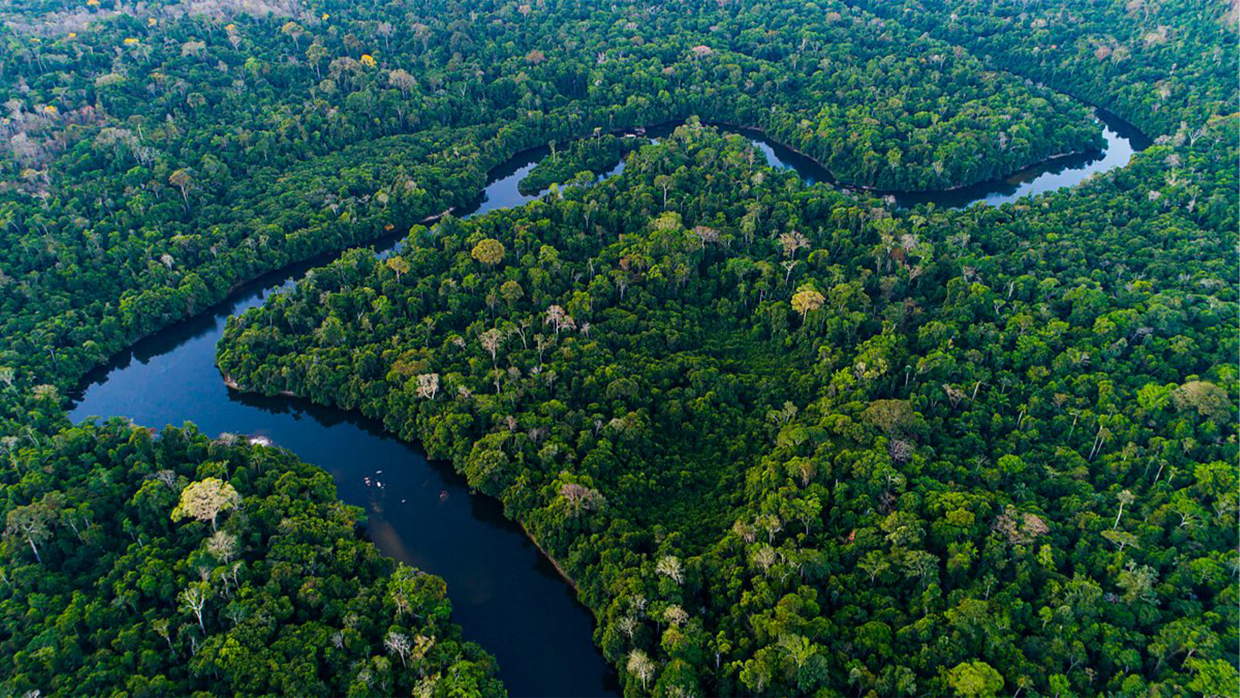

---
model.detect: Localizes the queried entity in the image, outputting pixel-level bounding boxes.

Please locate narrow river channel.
[69,111,1147,697]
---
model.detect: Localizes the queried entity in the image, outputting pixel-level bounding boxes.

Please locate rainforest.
[0,1,1235,696]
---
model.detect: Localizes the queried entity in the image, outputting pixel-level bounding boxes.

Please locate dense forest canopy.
[0,0,1235,696]
[0,0,1106,411]
[0,421,503,696]
[220,118,1237,696]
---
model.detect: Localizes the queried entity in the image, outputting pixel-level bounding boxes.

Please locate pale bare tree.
[169,168,193,208]
[480,328,504,366]
[180,584,210,632]
[627,649,656,690]
[691,225,719,250]
[561,482,604,517]
[1114,490,1135,529]
[5,502,53,563]
[385,630,412,667]
[416,373,439,400]
[752,544,777,573]
[389,68,415,97]
[779,230,809,259]
[206,530,238,564]
[377,21,394,50]
[781,259,799,284]
[757,513,783,543]
[663,605,688,628]
[655,555,683,584]
[544,305,573,337]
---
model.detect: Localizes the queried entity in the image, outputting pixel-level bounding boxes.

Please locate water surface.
[70,152,619,698]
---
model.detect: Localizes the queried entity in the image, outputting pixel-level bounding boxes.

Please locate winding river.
[69,111,1148,697]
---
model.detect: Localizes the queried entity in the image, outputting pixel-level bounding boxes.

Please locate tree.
[180,583,210,632]
[946,661,1004,697]
[787,457,816,487]
[207,530,238,564]
[655,555,684,584]
[691,225,719,249]
[654,175,672,207]
[385,631,412,667]
[663,605,688,627]
[471,239,506,267]
[5,501,54,563]
[862,399,920,438]
[386,255,411,283]
[1184,658,1240,696]
[305,42,327,78]
[544,305,573,337]
[778,634,826,692]
[791,285,825,322]
[171,478,241,532]
[280,21,304,49]
[627,649,656,690]
[416,373,439,400]
[152,618,175,653]
[779,231,810,260]
[389,69,416,98]
[1172,380,1229,420]
[500,280,524,307]
[479,328,503,365]
[1113,489,1135,529]
[169,169,193,208]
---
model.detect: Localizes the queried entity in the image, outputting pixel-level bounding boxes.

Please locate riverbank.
[705,119,1114,196]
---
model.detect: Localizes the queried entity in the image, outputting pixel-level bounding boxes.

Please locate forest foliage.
[0,0,1104,416]
[0,421,503,696]
[0,0,1235,695]
[220,117,1237,695]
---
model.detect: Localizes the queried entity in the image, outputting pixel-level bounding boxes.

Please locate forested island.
[518,135,647,196]
[0,0,1235,696]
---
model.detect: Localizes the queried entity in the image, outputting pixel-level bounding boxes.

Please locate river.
[730,109,1151,208]
[69,112,1148,696]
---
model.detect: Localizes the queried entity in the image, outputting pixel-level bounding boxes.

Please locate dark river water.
[69,111,1147,696]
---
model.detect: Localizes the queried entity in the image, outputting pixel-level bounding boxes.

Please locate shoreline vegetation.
[698,119,1110,195]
